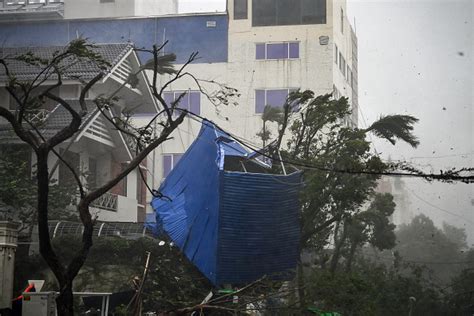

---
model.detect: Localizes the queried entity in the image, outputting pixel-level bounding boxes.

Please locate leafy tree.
[256,90,419,307]
[395,214,466,284]
[0,144,77,251]
[0,39,212,315]
[343,193,397,272]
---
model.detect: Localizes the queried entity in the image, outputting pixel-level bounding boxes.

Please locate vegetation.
[0,39,197,315]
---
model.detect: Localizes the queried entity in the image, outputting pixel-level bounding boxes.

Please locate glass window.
[234,0,247,19]
[276,0,300,26]
[256,42,299,60]
[163,153,183,178]
[252,0,276,26]
[255,89,298,113]
[252,0,326,26]
[334,44,338,65]
[289,42,300,58]
[341,8,344,33]
[267,43,288,59]
[301,0,326,24]
[256,43,266,59]
[163,91,201,115]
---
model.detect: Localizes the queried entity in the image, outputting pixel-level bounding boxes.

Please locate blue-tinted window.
[256,42,299,60]
[267,43,289,59]
[255,89,298,113]
[256,43,266,59]
[162,91,201,115]
[289,42,299,58]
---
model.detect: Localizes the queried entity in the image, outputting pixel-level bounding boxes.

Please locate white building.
[0,0,178,21]
[144,0,358,212]
[0,43,158,222]
[0,0,359,219]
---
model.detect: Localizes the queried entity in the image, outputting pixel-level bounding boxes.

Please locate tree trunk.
[330,220,348,276]
[56,282,74,316]
[296,260,306,309]
[345,240,358,273]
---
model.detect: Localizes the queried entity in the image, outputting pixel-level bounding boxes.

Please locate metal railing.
[90,192,118,212]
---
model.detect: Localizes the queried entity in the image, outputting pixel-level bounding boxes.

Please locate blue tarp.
[150,121,302,285]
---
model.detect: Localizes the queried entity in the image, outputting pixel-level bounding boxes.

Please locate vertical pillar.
[0,221,21,311]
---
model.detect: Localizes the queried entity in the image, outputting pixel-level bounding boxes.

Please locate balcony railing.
[91,192,118,212]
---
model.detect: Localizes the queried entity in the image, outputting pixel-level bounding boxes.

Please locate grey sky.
[178,0,473,242]
[347,0,473,242]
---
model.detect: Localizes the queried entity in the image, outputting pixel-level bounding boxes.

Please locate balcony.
[91,192,118,212]
[0,0,64,21]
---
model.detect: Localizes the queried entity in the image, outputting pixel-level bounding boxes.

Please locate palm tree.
[258,104,282,147]
[364,114,419,148]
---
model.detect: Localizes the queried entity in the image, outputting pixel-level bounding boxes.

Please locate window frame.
[252,0,327,27]
[255,88,299,114]
[256,41,300,60]
[162,153,183,178]
[234,0,248,20]
[162,90,201,116]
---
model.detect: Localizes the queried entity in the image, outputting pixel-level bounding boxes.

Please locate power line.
[409,153,474,159]
[405,186,474,226]
[179,111,473,183]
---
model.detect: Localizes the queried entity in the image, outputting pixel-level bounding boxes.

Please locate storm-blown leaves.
[365,114,419,148]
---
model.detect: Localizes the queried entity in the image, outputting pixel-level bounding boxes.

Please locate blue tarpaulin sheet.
[149,121,302,285]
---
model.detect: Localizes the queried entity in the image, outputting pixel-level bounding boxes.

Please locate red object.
[13,283,36,302]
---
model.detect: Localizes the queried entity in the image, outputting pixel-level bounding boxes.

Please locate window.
[163,91,201,116]
[234,0,247,19]
[252,0,326,26]
[255,89,298,113]
[339,53,346,76]
[137,166,146,205]
[334,44,338,65]
[58,150,80,188]
[340,8,344,33]
[256,42,299,60]
[88,158,97,190]
[163,154,183,178]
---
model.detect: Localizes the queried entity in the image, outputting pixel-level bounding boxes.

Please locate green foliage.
[306,262,449,315]
[365,114,419,147]
[0,144,77,231]
[395,214,466,284]
[58,236,211,310]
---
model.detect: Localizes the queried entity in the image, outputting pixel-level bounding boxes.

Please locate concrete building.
[0,44,157,222]
[377,176,413,227]
[0,0,358,218]
[0,0,178,21]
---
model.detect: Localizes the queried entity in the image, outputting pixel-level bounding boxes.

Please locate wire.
[404,187,474,226]
[409,153,474,159]
[361,252,474,265]
[177,110,474,183]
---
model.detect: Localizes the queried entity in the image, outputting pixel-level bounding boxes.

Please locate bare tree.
[0,39,222,315]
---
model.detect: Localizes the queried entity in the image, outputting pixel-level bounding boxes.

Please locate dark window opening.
[88,158,97,191]
[234,0,248,19]
[58,150,80,188]
[252,0,326,27]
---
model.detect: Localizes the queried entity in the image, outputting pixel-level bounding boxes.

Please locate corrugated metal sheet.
[150,122,302,285]
[217,171,301,284]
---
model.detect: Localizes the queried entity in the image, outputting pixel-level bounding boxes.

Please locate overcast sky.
[178,0,473,242]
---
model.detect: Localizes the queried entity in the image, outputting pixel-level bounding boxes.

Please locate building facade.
[0,0,358,219]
